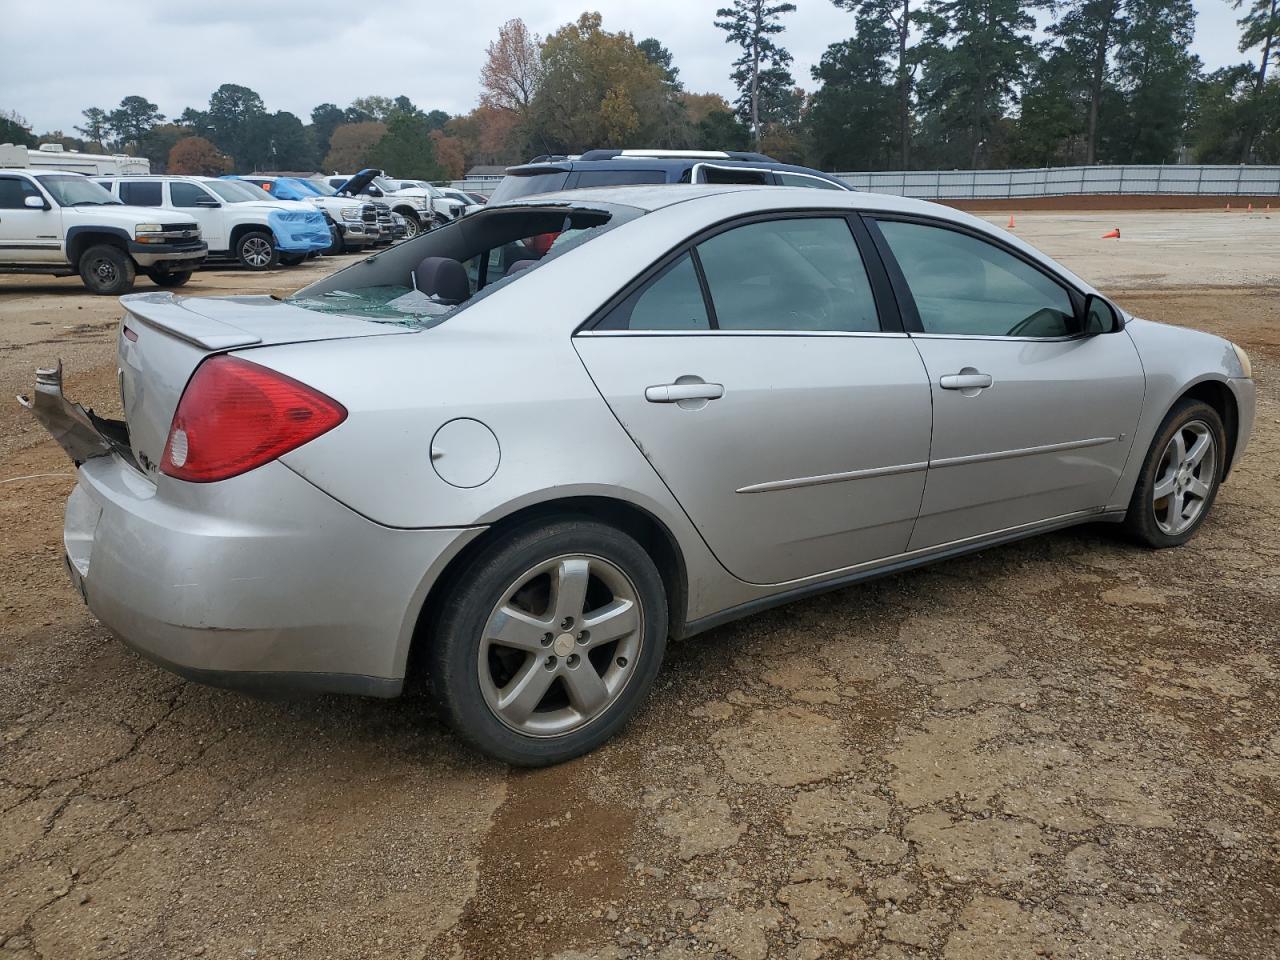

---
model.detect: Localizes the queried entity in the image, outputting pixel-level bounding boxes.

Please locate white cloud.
[0,0,1252,135]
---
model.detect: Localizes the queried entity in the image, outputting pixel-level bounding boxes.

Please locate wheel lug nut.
[543,655,557,670]
[561,616,574,630]
[577,630,590,644]
[541,633,553,647]
[616,656,627,668]
[566,654,580,668]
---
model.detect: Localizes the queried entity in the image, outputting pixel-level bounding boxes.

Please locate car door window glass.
[878,220,1076,337]
[600,253,710,331]
[118,181,163,206]
[0,178,42,209]
[571,170,666,188]
[777,172,845,190]
[170,182,211,207]
[696,218,880,332]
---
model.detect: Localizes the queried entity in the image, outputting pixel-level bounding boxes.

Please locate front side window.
[600,254,710,331]
[877,220,1077,338]
[35,175,120,207]
[696,217,881,332]
[170,181,213,207]
[0,177,44,209]
[118,181,163,207]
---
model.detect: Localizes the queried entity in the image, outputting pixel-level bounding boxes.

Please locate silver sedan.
[24,186,1256,765]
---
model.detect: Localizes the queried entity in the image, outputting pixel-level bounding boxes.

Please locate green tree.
[638,38,682,89]
[75,107,111,149]
[832,0,928,166]
[322,121,386,172]
[695,108,752,149]
[310,103,345,158]
[246,111,316,171]
[205,83,266,163]
[529,13,677,152]
[423,109,451,131]
[715,0,798,147]
[369,111,446,180]
[1007,51,1086,165]
[1189,63,1256,160]
[916,0,1041,167]
[808,18,900,169]
[107,95,163,148]
[1233,0,1280,159]
[1,110,37,147]
[1047,0,1125,165]
[1099,0,1198,163]
[350,95,396,121]
[138,123,192,173]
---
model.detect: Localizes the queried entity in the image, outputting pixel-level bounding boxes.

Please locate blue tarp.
[268,209,331,252]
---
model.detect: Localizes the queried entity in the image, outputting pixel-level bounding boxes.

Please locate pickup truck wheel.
[146,268,191,288]
[400,214,421,240]
[432,212,450,229]
[236,231,279,270]
[79,244,135,295]
[325,226,345,256]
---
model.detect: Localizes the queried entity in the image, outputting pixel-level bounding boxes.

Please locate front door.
[167,180,226,251]
[0,176,62,263]
[869,216,1146,549]
[576,214,933,586]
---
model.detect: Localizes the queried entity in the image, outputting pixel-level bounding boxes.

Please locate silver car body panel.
[27,185,1257,694]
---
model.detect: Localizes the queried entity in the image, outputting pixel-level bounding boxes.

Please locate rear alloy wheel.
[78,244,135,295]
[236,230,279,270]
[400,213,421,240]
[1123,398,1225,547]
[429,519,667,765]
[146,268,191,288]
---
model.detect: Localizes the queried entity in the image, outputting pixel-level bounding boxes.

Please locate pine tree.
[714,0,797,148]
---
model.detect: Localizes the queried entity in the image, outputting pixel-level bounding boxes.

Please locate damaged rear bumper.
[21,362,484,698]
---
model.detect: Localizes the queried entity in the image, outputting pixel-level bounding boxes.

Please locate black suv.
[488,150,851,204]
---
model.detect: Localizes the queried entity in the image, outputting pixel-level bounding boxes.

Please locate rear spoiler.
[120,292,262,350]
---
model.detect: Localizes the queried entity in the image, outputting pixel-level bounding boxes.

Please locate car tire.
[432,212,450,229]
[1122,398,1226,548]
[146,268,191,288]
[428,518,668,766]
[235,230,279,270]
[78,244,135,296]
[400,213,421,240]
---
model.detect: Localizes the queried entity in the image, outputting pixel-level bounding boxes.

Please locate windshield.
[206,180,259,203]
[287,204,638,329]
[299,179,335,196]
[372,176,397,193]
[489,170,571,204]
[229,180,273,201]
[37,175,121,207]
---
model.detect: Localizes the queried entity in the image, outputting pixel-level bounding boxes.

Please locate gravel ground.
[0,212,1277,960]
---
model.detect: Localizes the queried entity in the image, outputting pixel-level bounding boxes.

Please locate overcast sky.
[2,0,1252,136]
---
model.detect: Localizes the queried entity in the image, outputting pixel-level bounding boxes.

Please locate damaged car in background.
[21,185,1255,766]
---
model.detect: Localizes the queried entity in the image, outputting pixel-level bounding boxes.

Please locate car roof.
[506,154,847,183]
[506,183,944,217]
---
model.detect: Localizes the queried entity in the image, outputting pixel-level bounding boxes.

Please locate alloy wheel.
[241,237,272,268]
[478,554,643,738]
[1152,419,1216,535]
[402,216,420,239]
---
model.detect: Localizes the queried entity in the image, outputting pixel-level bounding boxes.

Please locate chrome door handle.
[939,372,993,390]
[644,382,725,403]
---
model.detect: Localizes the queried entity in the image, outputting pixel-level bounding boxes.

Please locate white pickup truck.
[320,171,459,235]
[0,168,206,294]
[94,175,332,270]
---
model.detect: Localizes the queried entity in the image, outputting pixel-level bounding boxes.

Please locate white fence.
[833,165,1280,199]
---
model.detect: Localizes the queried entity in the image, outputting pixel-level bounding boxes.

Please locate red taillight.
[161,356,346,483]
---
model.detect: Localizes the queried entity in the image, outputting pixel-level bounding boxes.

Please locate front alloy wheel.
[429,519,667,766]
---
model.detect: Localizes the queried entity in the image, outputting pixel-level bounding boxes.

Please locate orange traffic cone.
[1226,202,1232,212]
[1101,227,1120,239]
[1007,214,1016,229]
[1248,202,1254,213]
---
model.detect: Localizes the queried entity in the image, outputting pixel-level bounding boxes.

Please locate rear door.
[867,215,1145,549]
[0,175,62,263]
[575,213,933,586]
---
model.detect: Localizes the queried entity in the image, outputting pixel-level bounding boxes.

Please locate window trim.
[863,213,1089,341]
[579,209,904,337]
[774,171,851,191]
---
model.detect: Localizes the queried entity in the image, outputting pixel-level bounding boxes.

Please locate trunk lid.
[117,291,409,478]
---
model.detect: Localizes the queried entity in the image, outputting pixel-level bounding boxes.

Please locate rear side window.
[170,181,211,207]
[696,218,881,332]
[488,171,571,204]
[0,177,43,209]
[600,254,710,331]
[570,170,666,189]
[876,220,1076,337]
[118,181,163,206]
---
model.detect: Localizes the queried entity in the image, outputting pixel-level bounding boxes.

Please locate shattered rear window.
[286,285,451,327]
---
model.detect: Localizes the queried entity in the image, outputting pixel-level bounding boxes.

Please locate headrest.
[414,256,470,305]
[505,259,538,277]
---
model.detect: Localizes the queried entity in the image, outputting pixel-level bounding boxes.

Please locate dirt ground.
[0,213,1278,960]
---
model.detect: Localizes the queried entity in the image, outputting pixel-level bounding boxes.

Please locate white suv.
[0,169,206,295]
[94,175,332,270]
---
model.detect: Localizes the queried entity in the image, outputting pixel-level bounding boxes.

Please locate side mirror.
[24,195,47,209]
[1083,293,1123,334]
[195,197,221,207]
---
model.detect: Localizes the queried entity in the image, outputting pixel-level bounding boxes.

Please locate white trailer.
[0,143,149,176]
